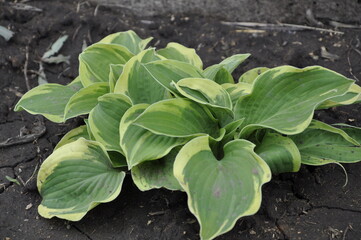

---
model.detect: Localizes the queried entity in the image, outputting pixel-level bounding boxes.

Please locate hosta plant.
[15,30,361,240]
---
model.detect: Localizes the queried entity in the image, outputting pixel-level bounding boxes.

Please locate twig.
[57,67,70,79]
[76,1,91,13]
[23,46,31,91]
[8,88,23,97]
[9,3,43,12]
[0,120,46,148]
[348,39,361,82]
[90,2,132,9]
[87,29,93,43]
[76,2,81,13]
[72,24,82,41]
[351,44,361,57]
[27,69,40,74]
[24,163,39,186]
[347,50,359,82]
[221,21,344,35]
[17,175,26,186]
[148,210,166,216]
[342,225,350,240]
[94,4,100,16]
[330,21,361,29]
[235,29,266,34]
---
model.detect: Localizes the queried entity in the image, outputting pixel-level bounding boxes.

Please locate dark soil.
[1,1,361,240]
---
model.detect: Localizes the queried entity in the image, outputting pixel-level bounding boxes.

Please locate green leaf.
[180,78,237,128]
[131,149,182,191]
[317,83,361,109]
[255,131,301,174]
[222,119,244,143]
[14,78,83,123]
[107,151,128,168]
[213,67,234,84]
[174,136,271,240]
[113,49,169,104]
[222,82,252,106]
[341,126,361,144]
[37,138,125,221]
[234,66,354,138]
[88,93,132,152]
[64,82,109,120]
[119,104,188,168]
[157,42,203,69]
[84,119,95,140]
[309,120,360,145]
[133,98,222,139]
[108,64,124,93]
[238,67,269,84]
[99,30,153,54]
[79,43,134,87]
[209,107,235,128]
[290,121,361,165]
[218,54,251,73]
[174,78,232,110]
[5,176,20,185]
[54,125,90,150]
[203,54,250,81]
[142,59,204,94]
[54,124,127,167]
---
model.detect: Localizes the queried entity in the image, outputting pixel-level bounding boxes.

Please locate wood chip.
[321,46,339,61]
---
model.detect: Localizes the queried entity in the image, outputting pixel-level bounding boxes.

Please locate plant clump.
[15,30,361,240]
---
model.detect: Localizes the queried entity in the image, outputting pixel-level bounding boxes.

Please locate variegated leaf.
[235,66,353,137]
[37,138,125,221]
[174,136,271,240]
[14,78,83,122]
[157,42,203,69]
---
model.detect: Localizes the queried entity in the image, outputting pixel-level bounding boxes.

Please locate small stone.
[25,203,33,210]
